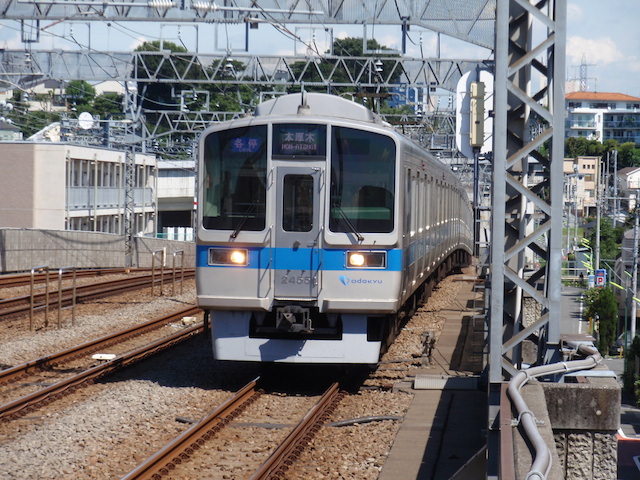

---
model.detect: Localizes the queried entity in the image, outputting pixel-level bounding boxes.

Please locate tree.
[288,37,401,98]
[2,92,60,138]
[133,41,195,111]
[66,80,96,112]
[564,136,605,158]
[618,142,640,168]
[588,216,624,262]
[564,137,640,169]
[584,287,618,353]
[92,93,124,118]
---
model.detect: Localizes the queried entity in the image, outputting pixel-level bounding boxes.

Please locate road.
[561,285,640,479]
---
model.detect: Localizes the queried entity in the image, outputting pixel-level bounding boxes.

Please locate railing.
[67,186,154,210]
[151,249,165,296]
[603,121,640,128]
[565,121,596,128]
[30,265,50,331]
[58,266,77,328]
[172,250,185,296]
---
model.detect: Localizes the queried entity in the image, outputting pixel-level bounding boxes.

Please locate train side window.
[282,175,314,232]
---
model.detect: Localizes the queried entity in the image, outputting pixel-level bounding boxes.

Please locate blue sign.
[230,137,262,153]
[595,269,606,287]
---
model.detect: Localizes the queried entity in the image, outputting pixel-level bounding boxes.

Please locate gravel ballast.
[0,271,472,479]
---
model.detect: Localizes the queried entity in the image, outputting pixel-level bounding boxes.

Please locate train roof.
[254,93,385,125]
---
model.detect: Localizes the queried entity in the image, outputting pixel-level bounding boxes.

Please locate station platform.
[379,272,487,480]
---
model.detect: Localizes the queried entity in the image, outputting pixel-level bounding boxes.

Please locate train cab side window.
[201,125,268,231]
[330,127,396,234]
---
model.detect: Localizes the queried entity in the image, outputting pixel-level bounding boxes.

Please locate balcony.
[68,187,154,210]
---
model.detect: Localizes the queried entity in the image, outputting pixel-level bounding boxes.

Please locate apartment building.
[565,91,640,144]
[0,142,156,235]
[563,156,601,218]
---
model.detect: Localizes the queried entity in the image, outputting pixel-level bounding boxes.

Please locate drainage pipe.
[507,342,601,479]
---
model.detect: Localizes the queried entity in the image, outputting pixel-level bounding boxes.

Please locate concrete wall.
[544,379,619,479]
[512,374,620,480]
[0,228,194,273]
[1,143,68,229]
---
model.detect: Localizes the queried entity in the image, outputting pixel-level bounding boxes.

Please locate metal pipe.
[507,343,601,479]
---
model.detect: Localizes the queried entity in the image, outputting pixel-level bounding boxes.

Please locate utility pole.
[595,160,601,271]
[613,150,619,226]
[632,198,639,339]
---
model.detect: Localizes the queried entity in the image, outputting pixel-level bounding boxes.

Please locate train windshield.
[201,125,267,231]
[330,126,396,234]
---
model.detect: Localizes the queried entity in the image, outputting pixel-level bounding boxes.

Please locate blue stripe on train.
[196,245,402,271]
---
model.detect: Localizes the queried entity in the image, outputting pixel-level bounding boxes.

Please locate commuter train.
[196,93,473,364]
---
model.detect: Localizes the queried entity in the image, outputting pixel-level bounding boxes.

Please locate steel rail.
[250,382,344,480]
[0,306,201,386]
[0,270,195,319]
[0,320,205,421]
[0,268,154,288]
[120,379,262,480]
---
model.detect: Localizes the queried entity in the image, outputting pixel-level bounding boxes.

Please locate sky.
[0,1,639,97]
[565,0,640,97]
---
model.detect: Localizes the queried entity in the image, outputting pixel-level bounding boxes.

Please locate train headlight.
[346,251,387,269]
[208,248,248,266]
[230,250,247,265]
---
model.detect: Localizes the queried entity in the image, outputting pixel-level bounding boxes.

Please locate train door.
[274,164,324,298]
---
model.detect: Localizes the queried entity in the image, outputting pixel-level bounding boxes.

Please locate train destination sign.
[230,137,262,153]
[273,124,327,157]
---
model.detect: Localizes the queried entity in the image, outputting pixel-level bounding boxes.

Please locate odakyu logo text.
[338,275,382,286]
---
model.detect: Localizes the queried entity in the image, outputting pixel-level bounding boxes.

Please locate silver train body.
[196,93,473,364]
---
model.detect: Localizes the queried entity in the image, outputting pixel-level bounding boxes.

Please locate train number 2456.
[281,275,315,285]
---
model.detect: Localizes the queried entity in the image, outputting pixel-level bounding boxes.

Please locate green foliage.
[92,93,125,118]
[133,40,188,56]
[587,216,624,261]
[564,137,606,158]
[618,142,640,167]
[2,95,60,138]
[584,287,618,353]
[565,137,640,169]
[625,336,640,398]
[66,80,96,110]
[289,36,400,97]
[134,41,195,111]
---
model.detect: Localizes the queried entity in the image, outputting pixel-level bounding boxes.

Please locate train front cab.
[197,119,403,364]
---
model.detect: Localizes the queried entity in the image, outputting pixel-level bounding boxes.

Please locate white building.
[0,142,156,235]
[565,91,640,144]
[563,156,601,218]
[23,80,127,113]
[615,166,640,211]
[156,159,195,241]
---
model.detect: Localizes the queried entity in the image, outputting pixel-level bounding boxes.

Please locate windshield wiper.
[332,204,364,242]
[230,202,258,239]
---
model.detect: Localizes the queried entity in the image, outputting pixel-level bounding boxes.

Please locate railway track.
[121,380,345,480]
[0,307,204,422]
[0,268,152,289]
[0,270,195,322]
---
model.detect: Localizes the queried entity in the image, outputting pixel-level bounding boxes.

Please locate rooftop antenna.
[298,87,310,115]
